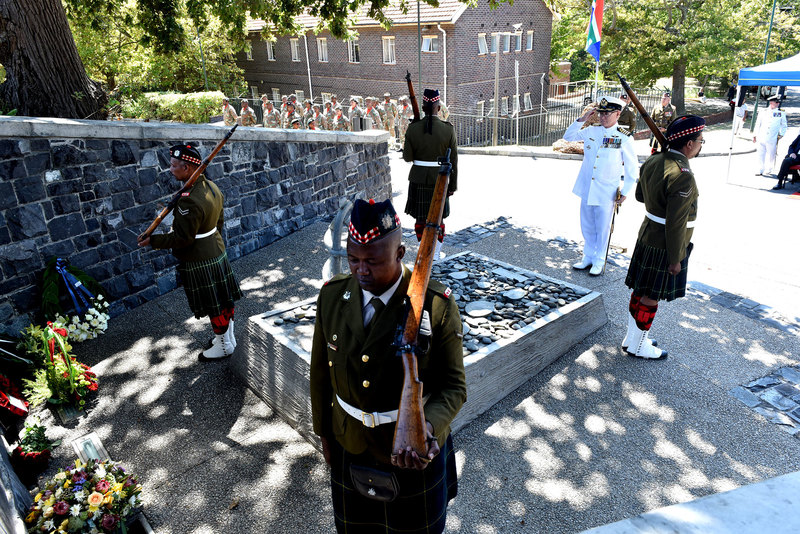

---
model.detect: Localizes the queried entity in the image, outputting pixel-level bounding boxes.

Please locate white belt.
[196,227,217,239]
[336,394,430,428]
[646,211,696,228]
[413,160,439,167]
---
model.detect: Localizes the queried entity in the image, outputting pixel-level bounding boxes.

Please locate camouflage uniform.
[263,106,281,128]
[439,102,450,122]
[649,102,676,151]
[313,110,328,130]
[222,103,238,127]
[364,104,383,130]
[331,110,351,131]
[381,98,398,138]
[239,105,257,127]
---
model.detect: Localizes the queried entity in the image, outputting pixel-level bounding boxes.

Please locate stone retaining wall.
[0,117,390,335]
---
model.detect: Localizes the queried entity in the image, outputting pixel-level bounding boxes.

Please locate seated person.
[773,133,800,190]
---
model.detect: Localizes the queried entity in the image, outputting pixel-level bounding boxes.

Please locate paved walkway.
[30,89,800,534]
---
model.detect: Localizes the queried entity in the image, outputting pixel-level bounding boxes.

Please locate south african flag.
[586,0,603,62]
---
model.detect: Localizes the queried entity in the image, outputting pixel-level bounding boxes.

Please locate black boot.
[772,181,784,190]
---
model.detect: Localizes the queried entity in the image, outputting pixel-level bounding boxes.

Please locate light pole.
[512,23,521,145]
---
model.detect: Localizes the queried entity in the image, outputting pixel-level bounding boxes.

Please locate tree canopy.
[549,0,800,113]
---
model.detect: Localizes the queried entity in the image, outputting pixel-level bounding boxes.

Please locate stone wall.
[0,117,391,335]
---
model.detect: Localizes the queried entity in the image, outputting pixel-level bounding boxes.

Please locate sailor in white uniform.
[753,95,788,176]
[564,96,639,276]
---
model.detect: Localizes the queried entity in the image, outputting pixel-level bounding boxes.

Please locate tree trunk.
[0,0,107,118]
[671,57,687,115]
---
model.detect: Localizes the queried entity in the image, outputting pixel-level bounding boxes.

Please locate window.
[272,88,281,104]
[526,31,534,51]
[317,38,328,62]
[477,100,485,117]
[515,33,522,52]
[501,96,509,115]
[512,94,519,115]
[245,43,253,61]
[321,92,331,103]
[502,34,511,53]
[296,90,305,101]
[290,38,301,61]
[490,33,498,54]
[348,38,360,63]
[266,41,275,61]
[421,36,439,53]
[478,34,487,55]
[382,36,396,64]
[251,86,259,100]
[524,92,532,111]
[487,98,495,117]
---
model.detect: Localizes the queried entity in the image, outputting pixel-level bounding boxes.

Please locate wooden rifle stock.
[617,74,669,151]
[392,148,452,460]
[138,124,238,241]
[406,71,421,122]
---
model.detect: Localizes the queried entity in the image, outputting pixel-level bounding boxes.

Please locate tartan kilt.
[176,252,242,319]
[405,183,450,220]
[329,434,458,534]
[625,242,693,302]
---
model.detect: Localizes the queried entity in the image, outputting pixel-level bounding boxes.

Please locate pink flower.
[95,480,110,493]
[72,470,87,483]
[100,513,118,531]
[53,501,69,515]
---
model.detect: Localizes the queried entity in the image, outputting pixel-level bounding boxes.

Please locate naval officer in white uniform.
[564,96,639,276]
[753,94,787,176]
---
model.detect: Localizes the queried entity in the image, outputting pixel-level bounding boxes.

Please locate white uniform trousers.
[757,140,778,174]
[580,198,615,265]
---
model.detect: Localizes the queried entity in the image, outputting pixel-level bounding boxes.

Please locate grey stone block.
[7,204,47,240]
[730,386,762,408]
[778,367,800,385]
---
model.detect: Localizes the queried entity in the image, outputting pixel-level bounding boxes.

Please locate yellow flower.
[103,494,114,506]
[44,496,55,506]
[25,511,37,523]
[60,518,69,529]
[112,483,124,493]
[88,505,99,514]
[34,493,42,502]
[87,492,104,507]
[74,459,84,469]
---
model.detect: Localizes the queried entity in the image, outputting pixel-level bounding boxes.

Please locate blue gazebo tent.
[738,52,800,86]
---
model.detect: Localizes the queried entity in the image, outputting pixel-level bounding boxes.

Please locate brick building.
[237,0,553,116]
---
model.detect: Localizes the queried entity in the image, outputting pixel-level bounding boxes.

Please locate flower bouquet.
[19,324,99,411]
[54,296,111,343]
[11,418,60,481]
[25,459,143,534]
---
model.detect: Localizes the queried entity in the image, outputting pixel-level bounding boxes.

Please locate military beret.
[422,89,440,103]
[666,115,705,141]
[291,117,301,125]
[596,96,624,112]
[169,144,202,166]
[348,198,401,245]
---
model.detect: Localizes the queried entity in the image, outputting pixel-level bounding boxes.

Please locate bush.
[121,91,224,123]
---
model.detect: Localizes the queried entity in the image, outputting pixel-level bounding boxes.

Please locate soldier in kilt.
[623,115,705,359]
[138,144,242,361]
[402,88,458,261]
[310,198,466,534]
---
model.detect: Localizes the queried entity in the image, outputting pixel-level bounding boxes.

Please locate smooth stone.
[465,300,494,317]
[476,281,492,289]
[450,271,469,280]
[273,318,284,325]
[481,337,493,344]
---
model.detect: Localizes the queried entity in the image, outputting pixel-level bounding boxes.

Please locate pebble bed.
[268,252,591,356]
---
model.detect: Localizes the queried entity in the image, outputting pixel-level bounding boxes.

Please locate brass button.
[332,334,338,341]
[331,402,334,407]
[328,361,333,367]
[362,380,370,388]
[362,354,369,363]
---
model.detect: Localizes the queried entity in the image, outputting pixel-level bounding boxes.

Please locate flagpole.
[593,60,599,102]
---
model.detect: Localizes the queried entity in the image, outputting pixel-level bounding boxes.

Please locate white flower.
[95,465,106,478]
[55,488,63,499]
[82,322,89,329]
[44,519,55,530]
[72,316,80,324]
[78,333,88,342]
[70,504,82,517]
[97,295,104,301]
[129,495,137,506]
[90,319,99,327]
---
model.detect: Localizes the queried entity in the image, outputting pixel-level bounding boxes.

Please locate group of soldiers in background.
[221,91,450,149]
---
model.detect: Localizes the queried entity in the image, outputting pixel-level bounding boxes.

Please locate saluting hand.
[391,422,439,470]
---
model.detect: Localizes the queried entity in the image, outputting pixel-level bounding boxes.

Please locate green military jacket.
[403,116,458,193]
[618,106,637,135]
[635,150,698,264]
[149,175,226,263]
[310,267,467,464]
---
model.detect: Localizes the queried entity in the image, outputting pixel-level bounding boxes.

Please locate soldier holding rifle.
[623,115,705,360]
[310,198,465,534]
[137,144,242,361]
[403,88,458,260]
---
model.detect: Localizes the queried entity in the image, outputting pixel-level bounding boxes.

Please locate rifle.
[138,124,238,241]
[392,148,452,461]
[617,74,669,151]
[405,71,421,122]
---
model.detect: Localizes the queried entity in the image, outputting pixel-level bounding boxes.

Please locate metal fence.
[451,80,669,148]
